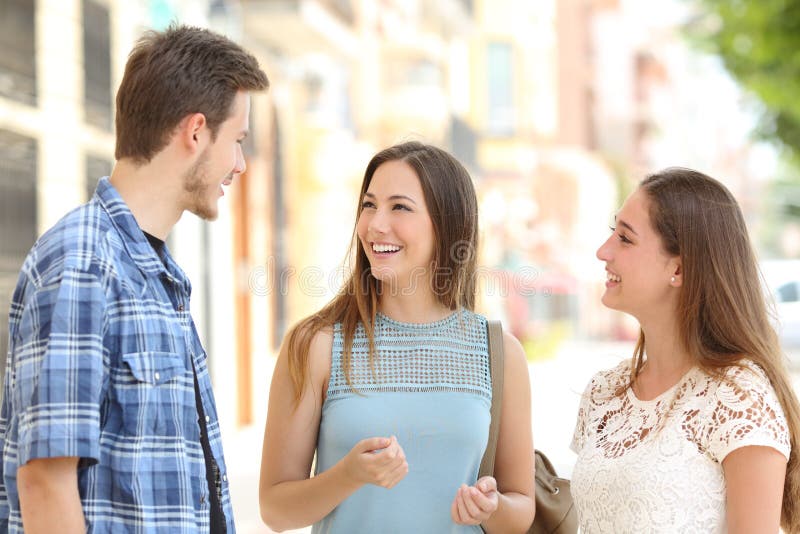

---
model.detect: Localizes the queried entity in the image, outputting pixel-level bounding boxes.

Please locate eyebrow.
[363,192,417,205]
[614,215,638,236]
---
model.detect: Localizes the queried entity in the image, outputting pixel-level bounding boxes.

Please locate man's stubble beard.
[182,148,217,221]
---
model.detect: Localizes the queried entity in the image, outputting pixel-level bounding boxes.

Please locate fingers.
[468,486,495,512]
[382,455,409,488]
[356,436,391,453]
[462,486,484,518]
[456,486,474,523]
[355,435,408,489]
[475,476,497,494]
[451,480,499,525]
[451,486,472,524]
[371,436,407,487]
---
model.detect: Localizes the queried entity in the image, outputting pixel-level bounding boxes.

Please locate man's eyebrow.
[614,215,638,236]
[363,192,417,205]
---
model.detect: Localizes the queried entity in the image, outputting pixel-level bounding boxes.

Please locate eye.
[609,225,632,244]
[361,200,376,209]
[392,203,412,211]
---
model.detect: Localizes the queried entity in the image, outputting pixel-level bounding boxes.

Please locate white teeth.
[607,272,621,283]
[372,243,401,253]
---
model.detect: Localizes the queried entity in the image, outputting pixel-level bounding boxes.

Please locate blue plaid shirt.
[0,177,235,532]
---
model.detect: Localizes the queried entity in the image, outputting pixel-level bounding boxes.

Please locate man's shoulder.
[23,200,120,284]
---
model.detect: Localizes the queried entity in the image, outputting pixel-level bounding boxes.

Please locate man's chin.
[188,204,219,221]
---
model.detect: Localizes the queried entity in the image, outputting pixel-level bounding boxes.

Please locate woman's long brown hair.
[630,168,800,531]
[284,141,479,405]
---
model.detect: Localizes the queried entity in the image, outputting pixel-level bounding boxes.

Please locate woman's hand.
[450,476,499,525]
[342,435,409,489]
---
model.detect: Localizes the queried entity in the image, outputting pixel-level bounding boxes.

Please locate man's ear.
[177,113,208,154]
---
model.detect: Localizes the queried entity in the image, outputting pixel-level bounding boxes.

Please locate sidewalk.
[528,339,633,476]
[224,425,288,534]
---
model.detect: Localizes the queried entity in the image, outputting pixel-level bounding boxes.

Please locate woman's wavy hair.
[284,141,479,404]
[629,167,800,530]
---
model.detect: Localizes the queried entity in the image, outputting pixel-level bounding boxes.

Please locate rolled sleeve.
[13,268,106,467]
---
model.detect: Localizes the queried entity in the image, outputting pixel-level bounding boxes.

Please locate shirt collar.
[93,177,189,287]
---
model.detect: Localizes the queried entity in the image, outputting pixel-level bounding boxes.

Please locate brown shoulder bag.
[478,320,578,534]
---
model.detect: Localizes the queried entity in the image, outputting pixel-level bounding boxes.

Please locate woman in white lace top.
[571,168,800,533]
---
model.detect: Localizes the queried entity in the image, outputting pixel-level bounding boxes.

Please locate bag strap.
[478,320,504,479]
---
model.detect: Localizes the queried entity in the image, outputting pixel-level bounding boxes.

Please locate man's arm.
[18,457,85,533]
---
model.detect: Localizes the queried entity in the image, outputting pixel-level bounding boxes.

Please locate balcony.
[241,0,358,57]
[419,0,474,36]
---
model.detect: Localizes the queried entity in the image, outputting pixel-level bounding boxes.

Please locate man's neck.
[109,158,184,240]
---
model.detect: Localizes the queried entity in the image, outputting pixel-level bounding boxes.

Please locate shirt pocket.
[115,351,190,436]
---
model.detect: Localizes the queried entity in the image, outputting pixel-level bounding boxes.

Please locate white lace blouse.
[571,359,791,533]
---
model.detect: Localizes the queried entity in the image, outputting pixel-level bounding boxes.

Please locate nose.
[596,234,613,262]
[367,208,389,235]
[234,144,246,175]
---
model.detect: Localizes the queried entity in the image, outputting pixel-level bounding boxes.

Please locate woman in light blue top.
[258,142,535,533]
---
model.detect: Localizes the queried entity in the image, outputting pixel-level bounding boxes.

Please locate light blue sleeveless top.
[313,309,491,534]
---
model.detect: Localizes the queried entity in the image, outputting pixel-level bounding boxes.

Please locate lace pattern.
[570,359,791,533]
[326,310,491,401]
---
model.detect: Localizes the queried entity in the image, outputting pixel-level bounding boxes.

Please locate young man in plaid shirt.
[0,25,268,533]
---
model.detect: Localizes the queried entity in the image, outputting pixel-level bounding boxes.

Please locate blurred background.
[1,0,799,531]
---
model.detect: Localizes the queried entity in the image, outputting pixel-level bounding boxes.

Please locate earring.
[670,276,676,283]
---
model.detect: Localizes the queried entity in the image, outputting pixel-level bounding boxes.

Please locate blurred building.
[0,0,281,433]
[0,0,620,410]
[465,0,617,344]
[0,0,775,427]
[590,0,774,220]
[584,0,778,337]
[3,2,782,532]
[0,0,119,378]
[0,0,482,424]
[236,0,478,432]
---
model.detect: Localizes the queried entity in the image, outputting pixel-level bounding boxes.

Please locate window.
[777,282,799,304]
[83,0,112,130]
[86,154,113,201]
[0,0,37,106]
[0,129,38,268]
[450,115,476,170]
[487,42,514,136]
[0,129,38,380]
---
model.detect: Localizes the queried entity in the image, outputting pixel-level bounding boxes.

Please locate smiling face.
[356,159,436,294]
[182,90,250,220]
[596,187,681,322]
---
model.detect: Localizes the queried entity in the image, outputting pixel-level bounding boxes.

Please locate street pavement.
[225,341,800,534]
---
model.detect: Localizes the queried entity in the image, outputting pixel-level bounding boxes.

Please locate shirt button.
[177,304,184,311]
[154,372,161,381]
[222,474,227,483]
[205,415,210,423]
[200,495,206,505]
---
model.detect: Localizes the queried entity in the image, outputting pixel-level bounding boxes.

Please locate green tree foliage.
[690,0,800,250]
[691,0,800,154]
